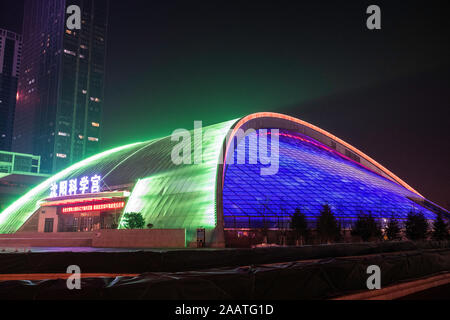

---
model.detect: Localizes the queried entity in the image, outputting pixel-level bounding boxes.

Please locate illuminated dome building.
[0,113,446,247]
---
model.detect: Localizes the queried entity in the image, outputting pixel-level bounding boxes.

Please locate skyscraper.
[0,29,22,151]
[13,0,109,174]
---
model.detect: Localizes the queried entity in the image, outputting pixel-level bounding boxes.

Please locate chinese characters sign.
[61,201,125,214]
[50,175,102,197]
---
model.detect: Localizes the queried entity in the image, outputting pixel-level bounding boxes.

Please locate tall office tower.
[13,0,109,174]
[0,29,22,151]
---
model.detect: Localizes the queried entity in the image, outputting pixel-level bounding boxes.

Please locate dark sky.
[1,0,449,208]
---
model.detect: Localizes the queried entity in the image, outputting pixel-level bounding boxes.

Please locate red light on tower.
[16,92,19,101]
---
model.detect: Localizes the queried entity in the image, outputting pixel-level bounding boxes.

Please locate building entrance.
[58,211,121,232]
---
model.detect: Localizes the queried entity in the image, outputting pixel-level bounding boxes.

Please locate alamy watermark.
[366,265,381,290]
[366,5,381,30]
[66,265,81,290]
[170,121,280,176]
[66,5,81,30]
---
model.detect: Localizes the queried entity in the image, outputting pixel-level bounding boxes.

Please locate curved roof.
[222,128,436,226]
[0,112,427,235]
[223,112,422,196]
[0,120,236,233]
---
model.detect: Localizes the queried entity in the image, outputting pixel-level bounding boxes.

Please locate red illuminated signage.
[61,201,125,214]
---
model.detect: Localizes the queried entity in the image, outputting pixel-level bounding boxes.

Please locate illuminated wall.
[0,119,236,246]
[0,142,145,233]
[222,129,436,229]
[0,112,443,247]
[119,120,236,244]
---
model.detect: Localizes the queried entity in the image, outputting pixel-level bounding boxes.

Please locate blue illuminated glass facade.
[222,129,436,229]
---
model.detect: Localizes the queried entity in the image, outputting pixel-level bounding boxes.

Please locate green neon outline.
[0,119,238,238]
[115,120,238,238]
[0,142,144,232]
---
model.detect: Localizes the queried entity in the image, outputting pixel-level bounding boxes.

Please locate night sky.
[1,0,449,208]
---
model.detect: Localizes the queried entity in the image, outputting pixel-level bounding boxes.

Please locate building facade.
[0,29,22,151]
[0,113,448,248]
[0,150,41,174]
[0,150,48,212]
[13,0,109,174]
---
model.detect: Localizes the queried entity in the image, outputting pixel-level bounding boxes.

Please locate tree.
[316,204,341,244]
[432,212,449,241]
[385,215,401,241]
[122,212,145,229]
[405,211,429,241]
[351,212,382,242]
[257,197,271,243]
[291,208,309,245]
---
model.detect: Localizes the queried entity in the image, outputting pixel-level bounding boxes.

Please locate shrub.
[405,211,428,241]
[291,208,309,245]
[122,212,145,229]
[110,223,118,230]
[432,212,449,241]
[316,204,341,243]
[385,215,401,241]
[351,213,382,242]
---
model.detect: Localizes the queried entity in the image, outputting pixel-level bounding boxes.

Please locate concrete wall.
[91,229,186,248]
[0,229,186,248]
[0,232,93,247]
[185,227,225,248]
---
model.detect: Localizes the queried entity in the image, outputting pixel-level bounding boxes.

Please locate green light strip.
[118,120,236,242]
[0,119,237,238]
[0,142,144,233]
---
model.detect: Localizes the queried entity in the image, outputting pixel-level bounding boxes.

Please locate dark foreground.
[0,241,449,300]
[398,283,450,300]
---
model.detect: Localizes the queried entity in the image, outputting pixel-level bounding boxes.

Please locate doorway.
[44,218,54,233]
